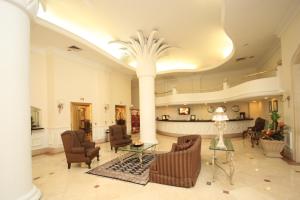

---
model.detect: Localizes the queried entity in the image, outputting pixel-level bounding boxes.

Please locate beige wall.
[30,47,132,132]
[30,49,48,128]
[280,8,300,160]
[155,67,256,95]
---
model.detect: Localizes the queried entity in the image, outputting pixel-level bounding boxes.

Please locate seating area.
[3,1,300,200]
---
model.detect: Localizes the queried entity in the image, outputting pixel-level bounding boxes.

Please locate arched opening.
[291,45,300,162]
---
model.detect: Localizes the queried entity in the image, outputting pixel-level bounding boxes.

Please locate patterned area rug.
[87,153,155,185]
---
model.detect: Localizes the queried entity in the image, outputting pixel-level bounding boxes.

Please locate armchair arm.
[71,147,85,154]
[83,141,95,149]
[177,135,198,145]
[123,134,131,139]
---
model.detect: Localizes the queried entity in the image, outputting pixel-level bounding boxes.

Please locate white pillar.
[138,76,157,143]
[117,30,170,144]
[136,59,157,144]
[0,1,41,200]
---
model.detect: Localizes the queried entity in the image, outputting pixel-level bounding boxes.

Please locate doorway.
[71,102,93,141]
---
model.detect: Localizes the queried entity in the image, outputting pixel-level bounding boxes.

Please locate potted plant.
[260,111,286,158]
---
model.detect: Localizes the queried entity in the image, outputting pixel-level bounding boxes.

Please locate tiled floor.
[32,135,300,200]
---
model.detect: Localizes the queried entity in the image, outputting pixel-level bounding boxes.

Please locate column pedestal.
[0,1,41,199]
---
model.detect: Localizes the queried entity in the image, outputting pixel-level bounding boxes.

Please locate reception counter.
[156,119,253,138]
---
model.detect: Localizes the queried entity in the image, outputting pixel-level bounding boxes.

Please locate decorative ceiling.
[36,0,233,73]
[34,0,300,74]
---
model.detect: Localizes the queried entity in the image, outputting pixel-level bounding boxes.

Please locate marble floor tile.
[32,135,300,200]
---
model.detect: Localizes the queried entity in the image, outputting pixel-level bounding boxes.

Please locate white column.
[138,75,157,143]
[117,30,170,144]
[0,1,41,200]
[136,59,157,144]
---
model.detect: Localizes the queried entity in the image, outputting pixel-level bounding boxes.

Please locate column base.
[17,185,41,200]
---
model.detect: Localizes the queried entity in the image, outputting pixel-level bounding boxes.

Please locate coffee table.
[118,143,157,164]
[209,138,235,185]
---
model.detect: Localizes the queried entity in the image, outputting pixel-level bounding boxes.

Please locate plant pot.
[260,139,285,158]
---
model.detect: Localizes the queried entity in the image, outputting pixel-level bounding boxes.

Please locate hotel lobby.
[1,0,300,199]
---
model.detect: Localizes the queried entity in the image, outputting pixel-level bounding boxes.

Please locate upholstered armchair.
[61,130,100,169]
[149,135,201,188]
[109,125,132,152]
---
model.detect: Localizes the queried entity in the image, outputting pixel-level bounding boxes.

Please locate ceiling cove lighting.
[37,5,125,59]
[129,61,197,72]
[37,5,199,72]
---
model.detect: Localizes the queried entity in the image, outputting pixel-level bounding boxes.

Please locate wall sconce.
[57,102,64,113]
[80,97,85,102]
[282,94,291,107]
[104,104,109,112]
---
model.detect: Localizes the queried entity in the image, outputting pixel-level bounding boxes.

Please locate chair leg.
[97,155,99,161]
[68,163,71,169]
[86,162,91,169]
[115,147,118,153]
[111,146,113,150]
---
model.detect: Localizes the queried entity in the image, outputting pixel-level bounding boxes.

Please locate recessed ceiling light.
[252,100,257,103]
[264,97,268,100]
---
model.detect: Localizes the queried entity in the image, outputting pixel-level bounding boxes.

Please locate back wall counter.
[156,102,252,137]
[156,119,253,138]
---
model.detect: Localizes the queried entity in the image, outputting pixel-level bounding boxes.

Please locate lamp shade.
[212,107,229,121]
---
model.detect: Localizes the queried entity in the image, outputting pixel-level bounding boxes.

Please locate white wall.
[30,47,132,150]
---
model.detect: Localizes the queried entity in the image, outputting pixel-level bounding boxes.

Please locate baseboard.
[32,147,64,156]
[157,130,242,139]
[32,140,107,156]
[32,148,50,156]
[95,138,107,144]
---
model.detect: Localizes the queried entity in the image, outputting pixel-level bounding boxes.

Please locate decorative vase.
[261,139,285,158]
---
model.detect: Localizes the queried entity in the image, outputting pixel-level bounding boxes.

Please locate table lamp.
[212,107,229,149]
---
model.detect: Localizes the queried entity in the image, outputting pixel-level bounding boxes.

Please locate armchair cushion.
[82,141,95,149]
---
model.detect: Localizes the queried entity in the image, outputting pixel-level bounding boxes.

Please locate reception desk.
[156,119,253,138]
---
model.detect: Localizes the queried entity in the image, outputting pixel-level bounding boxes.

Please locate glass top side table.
[209,138,235,185]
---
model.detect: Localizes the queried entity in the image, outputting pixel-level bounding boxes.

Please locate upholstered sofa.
[109,125,132,152]
[61,130,100,169]
[149,135,201,187]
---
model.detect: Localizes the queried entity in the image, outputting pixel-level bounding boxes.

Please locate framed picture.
[231,105,240,112]
[272,100,278,112]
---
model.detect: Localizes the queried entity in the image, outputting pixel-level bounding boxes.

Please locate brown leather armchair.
[149,135,201,188]
[61,130,100,169]
[109,125,132,152]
